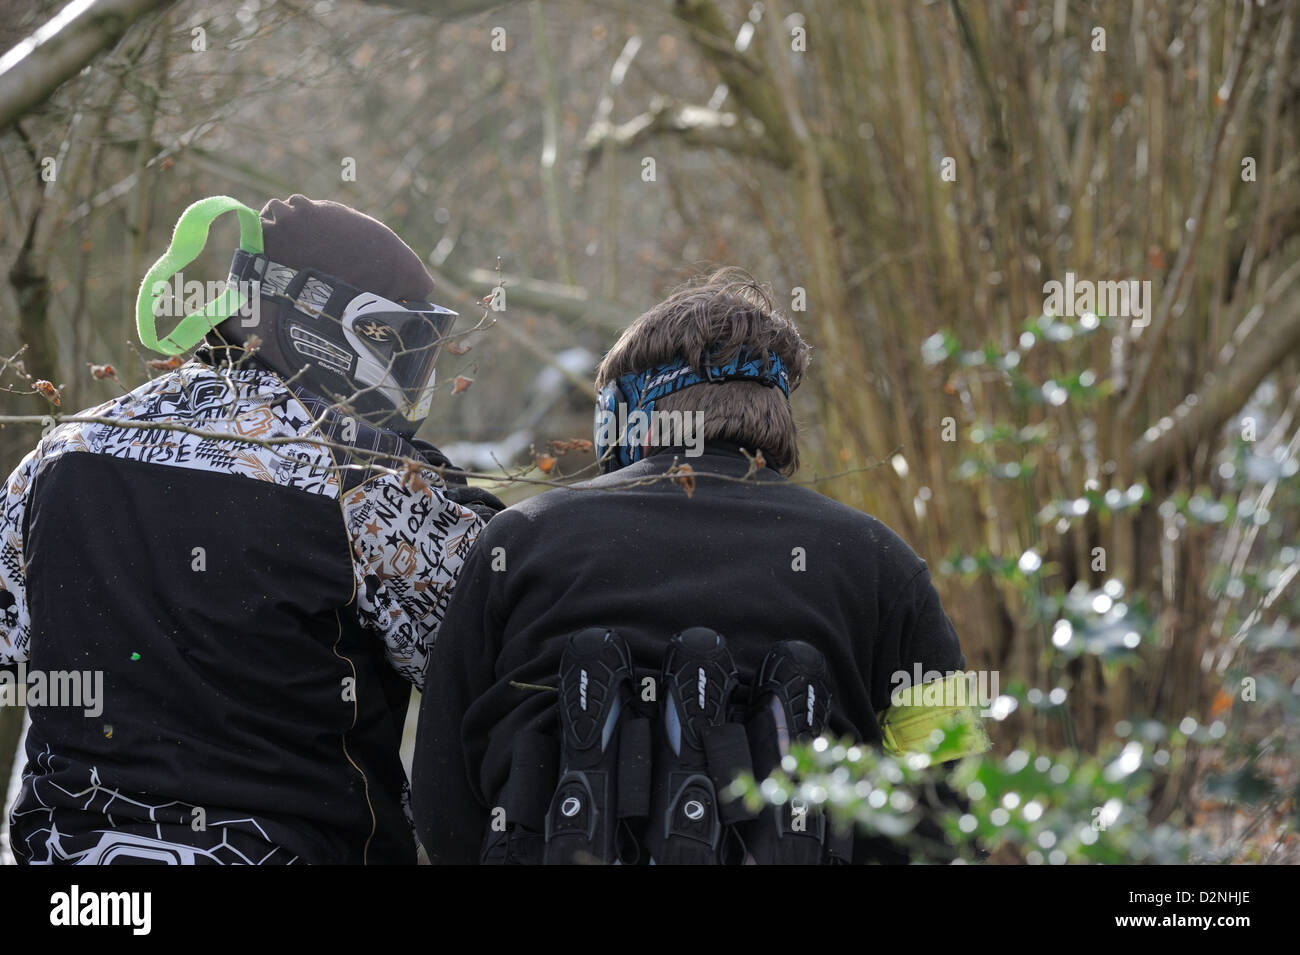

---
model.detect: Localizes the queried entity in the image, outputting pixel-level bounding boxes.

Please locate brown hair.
[595,268,811,474]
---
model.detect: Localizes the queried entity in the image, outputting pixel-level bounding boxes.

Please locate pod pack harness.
[490,626,993,865]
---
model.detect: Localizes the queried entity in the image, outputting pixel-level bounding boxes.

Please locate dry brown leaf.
[667,463,695,498]
[549,438,593,455]
[400,460,429,493]
[33,380,61,407]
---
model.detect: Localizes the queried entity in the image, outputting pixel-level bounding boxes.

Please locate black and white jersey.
[0,359,482,864]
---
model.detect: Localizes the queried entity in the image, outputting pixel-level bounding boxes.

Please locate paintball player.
[412,268,989,864]
[0,195,498,864]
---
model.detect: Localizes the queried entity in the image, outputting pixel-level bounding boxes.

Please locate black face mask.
[224,250,457,436]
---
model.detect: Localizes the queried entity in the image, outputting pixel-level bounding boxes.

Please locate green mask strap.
[136,196,264,355]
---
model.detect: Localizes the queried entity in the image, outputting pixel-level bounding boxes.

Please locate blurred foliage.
[735,721,1208,865]
[740,296,1299,862]
[740,683,1294,864]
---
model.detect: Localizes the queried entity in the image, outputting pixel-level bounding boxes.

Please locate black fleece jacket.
[412,445,967,863]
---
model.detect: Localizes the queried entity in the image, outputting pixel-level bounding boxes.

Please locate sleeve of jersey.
[875,569,991,763]
[0,449,37,665]
[342,470,483,690]
[412,525,503,863]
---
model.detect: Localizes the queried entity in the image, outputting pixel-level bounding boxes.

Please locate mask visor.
[343,297,457,422]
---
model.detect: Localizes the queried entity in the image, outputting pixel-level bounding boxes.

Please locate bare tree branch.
[1135,255,1300,477]
[0,0,175,130]
[431,264,629,336]
[0,409,889,494]
[349,0,516,18]
[1118,0,1259,422]
[581,96,781,167]
[426,267,600,399]
[670,0,798,167]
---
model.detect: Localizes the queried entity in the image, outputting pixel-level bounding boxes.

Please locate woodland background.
[0,0,1297,863]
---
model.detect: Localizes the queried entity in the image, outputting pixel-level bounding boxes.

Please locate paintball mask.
[136,196,457,435]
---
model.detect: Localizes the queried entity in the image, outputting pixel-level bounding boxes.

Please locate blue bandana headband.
[594,347,791,471]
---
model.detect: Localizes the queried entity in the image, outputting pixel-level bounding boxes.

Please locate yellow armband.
[877,673,993,763]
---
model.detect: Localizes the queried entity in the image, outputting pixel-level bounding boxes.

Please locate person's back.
[413,269,986,864]
[415,444,968,862]
[2,195,489,864]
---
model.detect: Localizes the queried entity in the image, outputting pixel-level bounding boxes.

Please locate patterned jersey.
[0,359,481,864]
